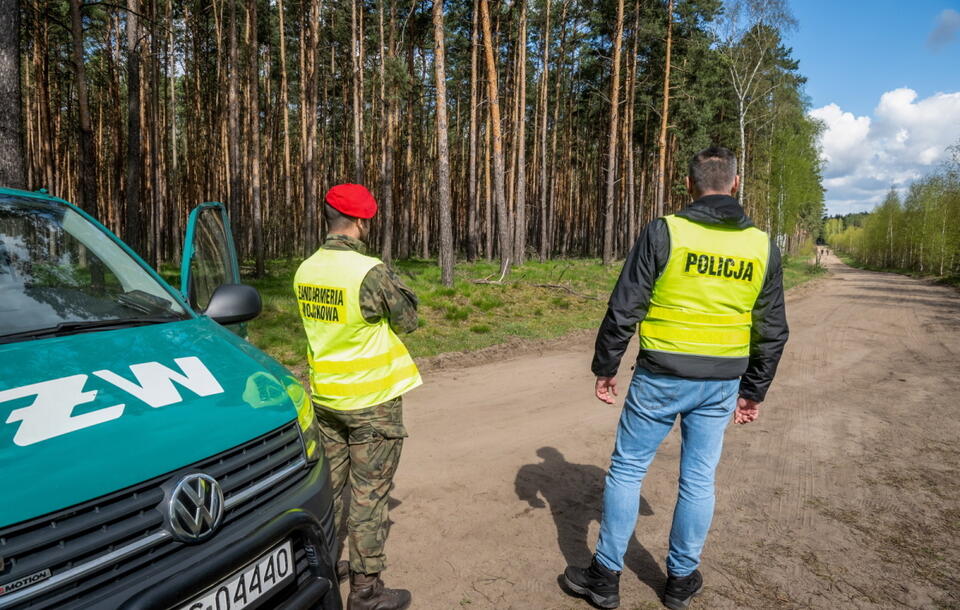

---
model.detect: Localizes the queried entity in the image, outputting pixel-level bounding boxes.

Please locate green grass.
[836,254,960,289]
[782,255,827,291]
[836,253,893,273]
[239,257,621,367]
[162,253,826,367]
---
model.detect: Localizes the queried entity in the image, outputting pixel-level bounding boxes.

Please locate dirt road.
[360,253,960,609]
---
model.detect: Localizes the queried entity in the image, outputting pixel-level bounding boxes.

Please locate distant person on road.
[294,183,421,610]
[563,147,789,609]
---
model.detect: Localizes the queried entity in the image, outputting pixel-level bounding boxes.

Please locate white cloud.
[809,88,960,215]
[928,9,960,52]
[808,103,871,178]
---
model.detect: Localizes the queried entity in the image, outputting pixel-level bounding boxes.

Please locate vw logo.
[165,473,225,543]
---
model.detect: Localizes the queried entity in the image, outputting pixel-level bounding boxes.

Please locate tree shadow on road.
[515,447,665,593]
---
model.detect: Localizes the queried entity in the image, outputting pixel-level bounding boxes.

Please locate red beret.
[325,183,378,219]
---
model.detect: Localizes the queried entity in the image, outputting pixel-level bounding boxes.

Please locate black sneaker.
[663,570,703,609]
[562,556,621,609]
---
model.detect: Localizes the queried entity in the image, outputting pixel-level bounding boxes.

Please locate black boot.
[663,570,703,610]
[562,556,620,609]
[347,572,411,610]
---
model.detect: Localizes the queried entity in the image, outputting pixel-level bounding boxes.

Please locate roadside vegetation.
[825,144,960,286]
[246,259,620,366]
[782,254,827,291]
[837,254,960,290]
[239,252,822,367]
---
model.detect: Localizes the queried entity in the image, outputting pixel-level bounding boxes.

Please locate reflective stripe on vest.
[639,214,769,359]
[294,248,422,410]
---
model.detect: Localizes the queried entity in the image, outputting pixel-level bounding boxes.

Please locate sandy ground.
[344,252,960,609]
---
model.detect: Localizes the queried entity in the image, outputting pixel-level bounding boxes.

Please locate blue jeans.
[595,367,738,577]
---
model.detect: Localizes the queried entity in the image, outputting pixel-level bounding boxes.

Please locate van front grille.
[0,422,307,608]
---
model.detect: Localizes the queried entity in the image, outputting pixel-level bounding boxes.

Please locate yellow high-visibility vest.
[639,214,770,358]
[294,248,421,410]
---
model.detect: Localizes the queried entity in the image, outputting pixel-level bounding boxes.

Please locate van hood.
[0,318,300,528]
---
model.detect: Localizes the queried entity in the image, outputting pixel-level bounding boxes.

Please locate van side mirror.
[203,284,262,325]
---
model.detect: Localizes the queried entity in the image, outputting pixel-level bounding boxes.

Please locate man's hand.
[595,376,618,404]
[734,397,760,424]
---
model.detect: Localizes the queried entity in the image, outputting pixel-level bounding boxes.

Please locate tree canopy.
[16,0,824,272]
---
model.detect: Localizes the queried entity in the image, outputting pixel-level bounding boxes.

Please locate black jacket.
[591,195,789,402]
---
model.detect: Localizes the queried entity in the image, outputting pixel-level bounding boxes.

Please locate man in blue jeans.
[563,147,788,609]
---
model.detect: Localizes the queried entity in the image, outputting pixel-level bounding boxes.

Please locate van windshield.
[0,195,188,342]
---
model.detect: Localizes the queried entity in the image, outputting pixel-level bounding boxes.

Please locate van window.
[0,195,188,340]
[186,207,235,312]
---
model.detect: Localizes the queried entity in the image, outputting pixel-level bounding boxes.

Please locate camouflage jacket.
[320,235,419,334]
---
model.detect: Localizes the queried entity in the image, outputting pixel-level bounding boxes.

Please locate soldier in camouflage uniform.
[295,184,420,610]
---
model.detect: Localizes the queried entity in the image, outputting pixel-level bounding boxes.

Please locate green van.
[0,188,341,609]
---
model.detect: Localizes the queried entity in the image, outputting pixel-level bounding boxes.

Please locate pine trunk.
[228,0,242,220]
[513,2,527,265]
[537,0,550,261]
[247,3,264,277]
[466,0,480,261]
[655,0,673,218]
[124,0,142,253]
[69,0,98,212]
[433,0,455,285]
[302,0,320,252]
[277,0,292,241]
[479,0,511,275]
[352,0,364,183]
[0,0,24,188]
[379,0,396,264]
[602,0,624,265]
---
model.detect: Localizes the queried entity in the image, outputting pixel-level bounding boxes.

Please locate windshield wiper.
[0,316,186,345]
[116,290,177,315]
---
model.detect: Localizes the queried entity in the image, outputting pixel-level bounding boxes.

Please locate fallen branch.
[470,259,510,285]
[531,283,601,300]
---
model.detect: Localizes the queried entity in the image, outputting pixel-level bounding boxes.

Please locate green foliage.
[241,249,825,364]
[243,258,623,363]
[828,152,960,279]
[26,0,822,268]
[782,254,827,291]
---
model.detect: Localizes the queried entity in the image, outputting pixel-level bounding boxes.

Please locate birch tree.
[718,0,795,211]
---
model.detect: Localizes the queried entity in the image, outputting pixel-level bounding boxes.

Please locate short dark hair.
[688,146,737,193]
[324,203,356,232]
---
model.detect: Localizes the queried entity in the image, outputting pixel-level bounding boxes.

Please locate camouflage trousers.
[314,397,407,575]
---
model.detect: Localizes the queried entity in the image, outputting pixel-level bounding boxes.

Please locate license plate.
[179,540,295,610]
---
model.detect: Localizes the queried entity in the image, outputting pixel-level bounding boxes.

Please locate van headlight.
[283,376,322,464]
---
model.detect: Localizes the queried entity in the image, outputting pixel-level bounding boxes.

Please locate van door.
[181,202,246,333]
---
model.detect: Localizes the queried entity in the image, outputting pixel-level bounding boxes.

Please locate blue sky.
[782,1,960,215]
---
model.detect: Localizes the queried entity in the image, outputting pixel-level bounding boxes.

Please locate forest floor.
[243,254,824,368]
[335,251,960,609]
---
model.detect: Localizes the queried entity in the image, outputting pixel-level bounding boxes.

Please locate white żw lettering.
[93,356,224,408]
[2,375,124,447]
